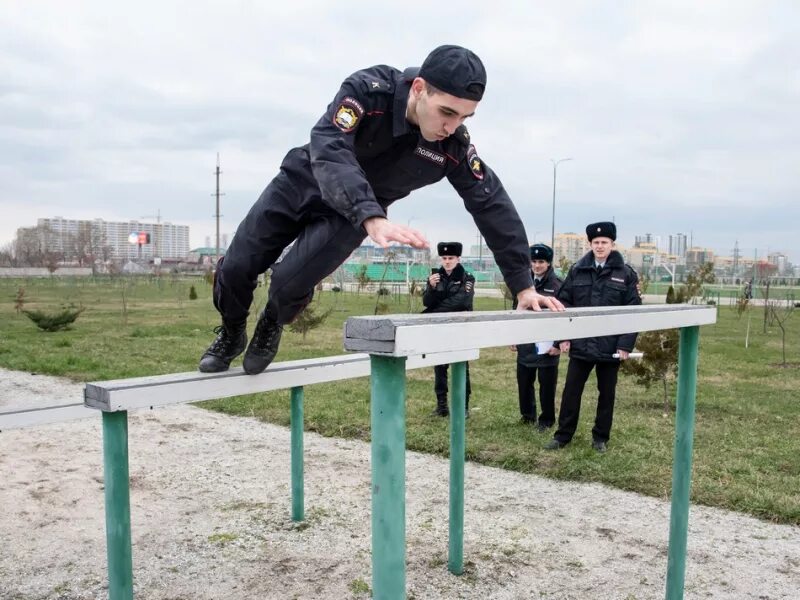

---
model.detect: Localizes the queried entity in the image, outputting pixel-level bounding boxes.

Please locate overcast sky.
[1,1,798,262]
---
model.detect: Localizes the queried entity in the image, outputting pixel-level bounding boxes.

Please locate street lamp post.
[550,157,572,248]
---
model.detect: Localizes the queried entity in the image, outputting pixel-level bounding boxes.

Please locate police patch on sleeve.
[467,145,484,180]
[333,96,365,133]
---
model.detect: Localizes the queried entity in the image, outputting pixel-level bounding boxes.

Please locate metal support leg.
[448,361,466,575]
[665,326,700,600]
[291,386,304,522]
[102,411,133,600]
[370,355,407,600]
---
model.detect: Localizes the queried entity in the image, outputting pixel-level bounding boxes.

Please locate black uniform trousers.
[214,168,368,326]
[434,363,471,407]
[554,357,620,444]
[516,363,558,426]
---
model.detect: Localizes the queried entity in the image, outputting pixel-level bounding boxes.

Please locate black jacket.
[514,267,563,367]
[278,64,533,296]
[557,250,641,362]
[422,263,475,313]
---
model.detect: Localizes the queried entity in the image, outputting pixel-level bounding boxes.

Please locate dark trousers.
[434,363,471,408]
[516,363,558,426]
[554,357,620,444]
[213,169,368,325]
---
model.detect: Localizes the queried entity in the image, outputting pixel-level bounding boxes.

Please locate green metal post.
[448,361,466,575]
[291,386,304,522]
[102,411,134,600]
[665,326,700,600]
[370,355,407,600]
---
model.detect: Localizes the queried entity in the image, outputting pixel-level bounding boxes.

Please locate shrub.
[189,285,198,300]
[23,307,85,332]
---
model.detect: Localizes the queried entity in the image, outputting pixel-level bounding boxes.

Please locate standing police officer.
[512,244,562,431]
[199,44,563,374]
[545,222,640,452]
[423,242,474,416]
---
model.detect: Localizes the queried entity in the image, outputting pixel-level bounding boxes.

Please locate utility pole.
[550,158,572,247]
[213,154,225,265]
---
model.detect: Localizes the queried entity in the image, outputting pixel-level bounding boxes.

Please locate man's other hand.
[515,288,565,312]
[364,217,429,249]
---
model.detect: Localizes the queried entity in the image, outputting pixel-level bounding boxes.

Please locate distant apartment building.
[21,217,190,261]
[553,232,590,264]
[668,233,688,260]
[768,252,789,275]
[685,247,714,270]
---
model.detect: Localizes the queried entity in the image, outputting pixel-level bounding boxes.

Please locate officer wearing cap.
[545,222,641,453]
[423,242,475,417]
[199,44,563,374]
[511,244,562,431]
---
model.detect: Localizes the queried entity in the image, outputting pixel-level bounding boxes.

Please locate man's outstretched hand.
[515,288,565,312]
[364,217,429,249]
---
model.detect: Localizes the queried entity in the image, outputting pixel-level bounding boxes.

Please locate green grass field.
[1,275,798,525]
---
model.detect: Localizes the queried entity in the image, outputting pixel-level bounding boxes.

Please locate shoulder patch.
[454,125,471,146]
[467,144,484,180]
[333,96,364,133]
[361,78,393,94]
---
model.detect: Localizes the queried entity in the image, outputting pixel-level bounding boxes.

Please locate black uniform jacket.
[513,266,563,367]
[557,250,641,362]
[422,263,475,314]
[278,64,533,296]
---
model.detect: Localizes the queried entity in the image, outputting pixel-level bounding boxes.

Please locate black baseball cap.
[419,45,486,101]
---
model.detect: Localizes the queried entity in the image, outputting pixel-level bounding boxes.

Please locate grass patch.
[1,276,798,524]
[207,532,238,545]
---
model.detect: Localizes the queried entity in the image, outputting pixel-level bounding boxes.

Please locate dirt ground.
[1,367,798,599]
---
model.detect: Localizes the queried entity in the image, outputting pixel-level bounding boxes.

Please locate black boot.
[199,321,247,373]
[243,311,283,375]
[430,396,449,417]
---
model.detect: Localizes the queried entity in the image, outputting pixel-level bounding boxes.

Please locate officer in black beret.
[423,242,475,417]
[545,222,641,453]
[199,44,563,374]
[511,244,563,431]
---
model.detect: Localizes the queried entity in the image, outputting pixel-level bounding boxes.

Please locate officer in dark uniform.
[545,222,641,452]
[199,44,562,374]
[423,242,475,416]
[512,244,562,431]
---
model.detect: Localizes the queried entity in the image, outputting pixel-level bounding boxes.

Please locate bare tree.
[768,299,795,367]
[13,225,62,267]
[0,241,14,267]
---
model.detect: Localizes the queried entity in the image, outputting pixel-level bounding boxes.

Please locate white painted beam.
[0,403,95,431]
[344,305,717,356]
[83,349,479,413]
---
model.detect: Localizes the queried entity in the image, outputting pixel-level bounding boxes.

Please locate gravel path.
[0,368,798,599]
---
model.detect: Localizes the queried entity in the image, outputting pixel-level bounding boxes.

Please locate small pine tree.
[189,285,198,300]
[666,285,676,304]
[288,304,332,341]
[621,328,679,414]
[23,307,85,332]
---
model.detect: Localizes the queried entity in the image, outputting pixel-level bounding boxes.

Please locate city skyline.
[2,3,798,263]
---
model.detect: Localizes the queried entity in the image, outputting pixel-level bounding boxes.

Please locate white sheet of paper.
[536,341,554,355]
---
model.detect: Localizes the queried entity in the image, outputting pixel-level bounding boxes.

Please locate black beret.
[437,241,462,257]
[586,221,617,241]
[529,243,553,263]
[419,45,486,101]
